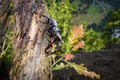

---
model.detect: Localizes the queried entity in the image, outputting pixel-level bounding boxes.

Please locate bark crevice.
[10,0,50,80]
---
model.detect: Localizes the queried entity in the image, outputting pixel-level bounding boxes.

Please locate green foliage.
[47,0,100,79]
[8,1,14,15]
[83,28,105,52]
[0,15,13,76]
[99,0,120,9]
[103,9,120,45]
[46,0,76,37]
[46,0,76,53]
[88,5,103,14]
[0,27,13,75]
[72,6,111,27]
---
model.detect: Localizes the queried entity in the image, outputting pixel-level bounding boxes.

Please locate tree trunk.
[0,0,9,56]
[10,0,50,80]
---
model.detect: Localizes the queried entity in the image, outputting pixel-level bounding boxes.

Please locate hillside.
[53,45,120,80]
[71,0,119,32]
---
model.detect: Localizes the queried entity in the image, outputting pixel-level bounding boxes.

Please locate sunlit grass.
[72,4,112,28]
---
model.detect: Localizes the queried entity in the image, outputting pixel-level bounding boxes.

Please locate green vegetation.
[71,0,112,32]
[103,9,120,45]
[47,0,75,37]
[88,5,102,13]
[0,16,13,77]
[0,29,12,76]
[0,0,119,79]
[83,28,105,52]
[47,0,101,79]
[0,2,14,77]
[72,11,109,27]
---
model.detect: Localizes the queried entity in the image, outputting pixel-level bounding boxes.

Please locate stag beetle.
[40,15,62,54]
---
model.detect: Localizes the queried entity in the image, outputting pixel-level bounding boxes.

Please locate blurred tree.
[83,28,105,52]
[10,0,50,80]
[103,10,120,45]
[99,0,120,9]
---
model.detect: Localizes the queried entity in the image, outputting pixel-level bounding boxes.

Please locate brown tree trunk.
[10,0,50,80]
[0,0,9,56]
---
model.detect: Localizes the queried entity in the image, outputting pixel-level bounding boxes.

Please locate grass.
[71,2,112,31]
[88,5,102,14]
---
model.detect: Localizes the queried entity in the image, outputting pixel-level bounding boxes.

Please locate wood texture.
[10,0,50,80]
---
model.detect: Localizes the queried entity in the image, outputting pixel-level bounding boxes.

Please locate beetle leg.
[52,39,62,54]
[45,36,57,54]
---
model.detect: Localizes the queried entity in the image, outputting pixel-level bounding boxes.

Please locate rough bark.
[0,0,9,55]
[10,0,50,80]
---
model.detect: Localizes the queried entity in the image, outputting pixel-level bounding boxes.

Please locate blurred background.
[0,0,120,80]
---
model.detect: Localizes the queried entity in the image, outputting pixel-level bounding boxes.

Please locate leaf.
[52,54,57,59]
[52,63,65,70]
[62,54,75,61]
[72,64,100,79]
[69,24,84,44]
[72,40,85,51]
